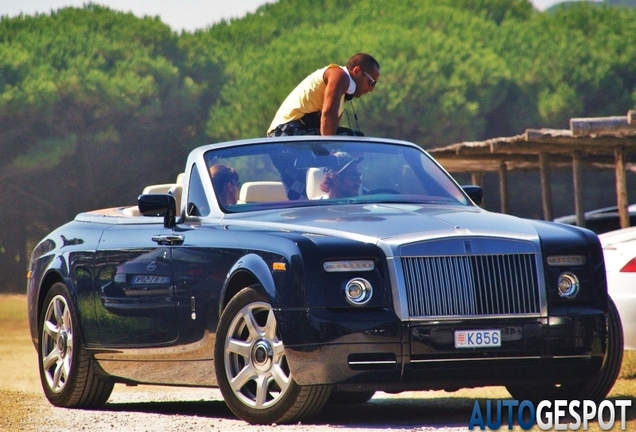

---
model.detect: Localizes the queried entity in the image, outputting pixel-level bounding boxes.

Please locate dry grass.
[620,351,636,380]
[2,294,635,430]
[0,295,40,392]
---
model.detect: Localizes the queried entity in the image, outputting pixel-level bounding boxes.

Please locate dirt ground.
[0,295,503,431]
[0,385,493,432]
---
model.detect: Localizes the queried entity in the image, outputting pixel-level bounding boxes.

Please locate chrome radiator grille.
[402,254,540,318]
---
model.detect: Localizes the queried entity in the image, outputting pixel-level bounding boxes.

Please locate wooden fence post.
[499,161,508,214]
[539,153,553,221]
[572,152,585,228]
[615,146,630,229]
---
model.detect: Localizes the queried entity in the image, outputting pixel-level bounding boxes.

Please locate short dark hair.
[347,53,380,73]
[209,164,238,192]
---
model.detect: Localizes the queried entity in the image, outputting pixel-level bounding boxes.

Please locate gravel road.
[0,385,487,432]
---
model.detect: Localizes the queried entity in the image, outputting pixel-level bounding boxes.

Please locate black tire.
[215,286,331,424]
[506,297,623,403]
[38,282,114,408]
[327,390,375,405]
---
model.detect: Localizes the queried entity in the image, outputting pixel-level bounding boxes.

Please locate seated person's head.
[209,164,239,205]
[320,152,363,199]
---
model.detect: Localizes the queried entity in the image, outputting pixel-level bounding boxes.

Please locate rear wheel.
[38,282,113,408]
[215,286,331,424]
[506,297,623,402]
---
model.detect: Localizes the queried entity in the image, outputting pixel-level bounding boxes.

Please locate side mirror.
[461,185,483,207]
[138,194,177,228]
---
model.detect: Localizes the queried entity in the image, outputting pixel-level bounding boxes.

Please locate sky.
[0,0,568,33]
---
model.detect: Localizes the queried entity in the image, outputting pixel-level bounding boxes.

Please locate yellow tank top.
[267,64,346,134]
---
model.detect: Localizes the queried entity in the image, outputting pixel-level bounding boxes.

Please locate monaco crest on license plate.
[454,329,501,348]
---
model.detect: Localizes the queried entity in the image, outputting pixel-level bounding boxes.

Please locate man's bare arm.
[320,67,349,135]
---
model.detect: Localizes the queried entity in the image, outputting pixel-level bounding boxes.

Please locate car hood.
[224,203,540,244]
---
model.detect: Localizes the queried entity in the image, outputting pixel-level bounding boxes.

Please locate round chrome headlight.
[344,278,373,306]
[558,272,580,298]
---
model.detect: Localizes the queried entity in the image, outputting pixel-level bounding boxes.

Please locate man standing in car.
[267,53,380,137]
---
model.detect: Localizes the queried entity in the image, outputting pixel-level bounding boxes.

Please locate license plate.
[454,329,501,348]
[131,275,171,285]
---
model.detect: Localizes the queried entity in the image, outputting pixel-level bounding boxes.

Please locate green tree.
[203,0,522,146]
[0,5,210,291]
[3,0,636,292]
[603,0,636,7]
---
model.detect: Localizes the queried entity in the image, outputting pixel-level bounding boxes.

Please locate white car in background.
[599,226,636,350]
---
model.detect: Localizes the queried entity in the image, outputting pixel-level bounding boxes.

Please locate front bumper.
[281,308,607,390]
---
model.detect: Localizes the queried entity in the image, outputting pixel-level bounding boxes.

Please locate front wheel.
[214,286,331,424]
[38,282,113,408]
[506,297,623,402]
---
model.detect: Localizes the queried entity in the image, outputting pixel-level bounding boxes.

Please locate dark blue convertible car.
[27,136,622,424]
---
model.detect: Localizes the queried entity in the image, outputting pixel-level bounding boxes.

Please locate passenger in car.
[319,152,363,199]
[209,164,240,206]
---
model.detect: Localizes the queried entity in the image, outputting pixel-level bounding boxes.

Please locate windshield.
[203,140,470,212]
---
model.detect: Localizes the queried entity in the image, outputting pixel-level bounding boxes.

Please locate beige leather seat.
[239,181,287,203]
[168,173,184,213]
[142,183,174,194]
[306,168,325,199]
[125,173,184,217]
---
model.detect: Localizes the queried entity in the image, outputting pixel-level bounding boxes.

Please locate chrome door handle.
[151,234,184,245]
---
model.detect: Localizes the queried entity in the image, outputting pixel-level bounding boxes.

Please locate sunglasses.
[341,171,363,181]
[362,70,377,88]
